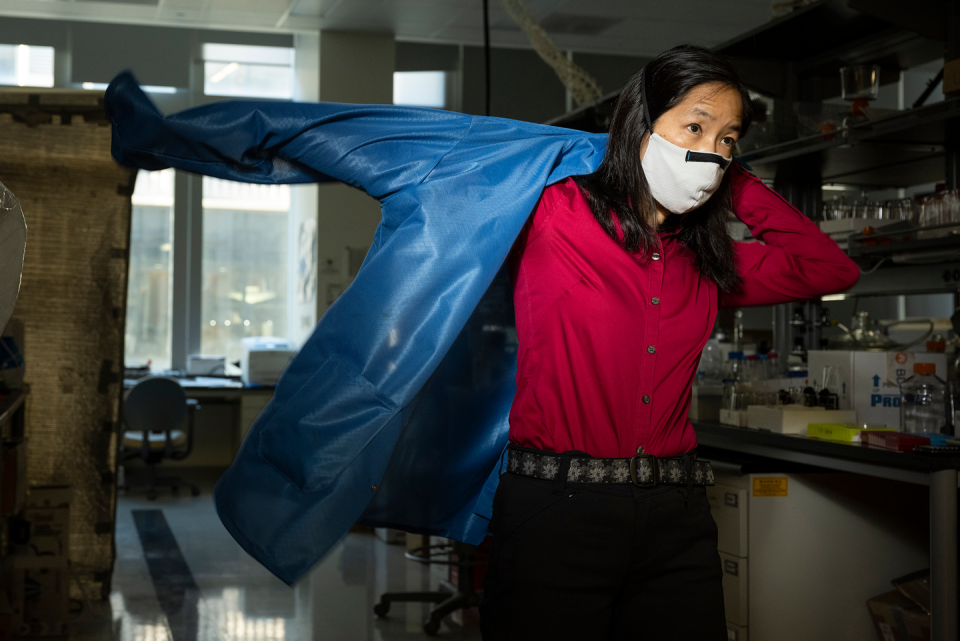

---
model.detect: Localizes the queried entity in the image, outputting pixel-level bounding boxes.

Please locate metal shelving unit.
[739,97,959,186]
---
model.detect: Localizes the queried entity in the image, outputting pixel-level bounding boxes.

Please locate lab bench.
[694,420,958,641]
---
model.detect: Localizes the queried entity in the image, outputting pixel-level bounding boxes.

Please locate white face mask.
[640,133,731,215]
[639,67,732,215]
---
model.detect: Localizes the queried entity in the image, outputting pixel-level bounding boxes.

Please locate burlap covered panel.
[0,114,134,600]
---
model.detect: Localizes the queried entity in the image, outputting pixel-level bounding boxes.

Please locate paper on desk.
[0,182,26,333]
[184,376,243,388]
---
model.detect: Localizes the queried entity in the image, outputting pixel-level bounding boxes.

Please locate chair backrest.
[124,377,187,433]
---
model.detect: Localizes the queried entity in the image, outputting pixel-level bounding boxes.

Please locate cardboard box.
[867,590,930,641]
[3,556,69,637]
[862,431,932,452]
[892,569,930,614]
[808,351,947,431]
[719,409,748,427]
[746,405,856,434]
[1,441,26,517]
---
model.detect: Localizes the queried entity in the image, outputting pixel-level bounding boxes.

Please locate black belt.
[506,446,714,487]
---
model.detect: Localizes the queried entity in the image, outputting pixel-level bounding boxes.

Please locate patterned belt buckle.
[629,448,659,488]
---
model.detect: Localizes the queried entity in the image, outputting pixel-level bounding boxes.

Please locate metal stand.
[373,541,484,636]
[930,468,958,641]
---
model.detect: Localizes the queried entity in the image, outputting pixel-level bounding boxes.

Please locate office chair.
[374,539,487,636]
[119,376,201,500]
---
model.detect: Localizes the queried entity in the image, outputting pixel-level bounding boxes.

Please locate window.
[393,71,446,108]
[0,44,54,88]
[201,177,291,368]
[203,43,294,99]
[125,170,175,370]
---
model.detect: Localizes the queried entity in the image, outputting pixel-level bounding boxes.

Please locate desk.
[693,420,959,641]
[123,378,274,466]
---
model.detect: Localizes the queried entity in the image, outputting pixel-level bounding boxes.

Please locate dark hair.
[573,45,752,293]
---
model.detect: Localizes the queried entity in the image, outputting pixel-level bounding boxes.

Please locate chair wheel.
[373,602,390,617]
[423,619,440,636]
[146,490,157,501]
[171,486,180,496]
[191,486,201,497]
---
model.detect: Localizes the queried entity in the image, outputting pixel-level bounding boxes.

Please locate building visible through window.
[203,43,294,99]
[126,169,175,370]
[201,177,291,370]
[393,71,446,108]
[0,44,54,88]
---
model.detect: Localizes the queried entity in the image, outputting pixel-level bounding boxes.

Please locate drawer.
[239,390,273,441]
[720,552,748,627]
[726,622,747,641]
[707,483,748,557]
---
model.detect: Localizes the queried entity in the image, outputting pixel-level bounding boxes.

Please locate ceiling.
[0,0,774,57]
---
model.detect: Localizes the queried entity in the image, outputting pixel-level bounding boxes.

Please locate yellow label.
[753,477,788,497]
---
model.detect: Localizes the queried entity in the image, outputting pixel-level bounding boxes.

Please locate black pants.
[479,466,726,640]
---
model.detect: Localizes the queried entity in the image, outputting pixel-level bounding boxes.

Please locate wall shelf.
[741,98,960,187]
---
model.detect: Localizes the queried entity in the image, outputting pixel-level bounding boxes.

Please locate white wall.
[287,32,321,347]
[315,31,395,320]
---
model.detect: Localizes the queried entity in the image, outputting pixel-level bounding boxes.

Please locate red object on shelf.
[861,430,931,452]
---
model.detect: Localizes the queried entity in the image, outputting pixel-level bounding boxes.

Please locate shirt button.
[652,297,660,305]
[647,346,656,354]
[652,253,661,261]
[642,395,651,404]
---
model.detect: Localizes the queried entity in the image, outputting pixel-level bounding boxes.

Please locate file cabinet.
[706,466,929,641]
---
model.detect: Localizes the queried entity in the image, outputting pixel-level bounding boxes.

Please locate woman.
[478,46,859,640]
[104,46,857,599]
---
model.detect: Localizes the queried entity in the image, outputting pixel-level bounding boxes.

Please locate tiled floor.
[78,470,482,641]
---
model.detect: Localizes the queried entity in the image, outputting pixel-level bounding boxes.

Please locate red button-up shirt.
[507,164,860,459]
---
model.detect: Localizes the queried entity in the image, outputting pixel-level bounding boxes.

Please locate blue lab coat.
[106,71,607,585]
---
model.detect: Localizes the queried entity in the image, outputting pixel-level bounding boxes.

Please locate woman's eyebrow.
[690,107,715,120]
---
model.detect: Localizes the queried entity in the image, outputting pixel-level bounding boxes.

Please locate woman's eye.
[688,124,701,134]
[722,137,735,146]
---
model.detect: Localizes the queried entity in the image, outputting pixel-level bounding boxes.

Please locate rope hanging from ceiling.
[497,0,604,107]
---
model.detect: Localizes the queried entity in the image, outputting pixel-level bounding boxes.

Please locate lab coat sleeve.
[105,70,609,586]
[105,70,473,197]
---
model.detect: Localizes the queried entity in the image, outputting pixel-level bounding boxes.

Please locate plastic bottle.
[746,354,760,382]
[900,362,948,435]
[767,352,780,379]
[698,335,724,384]
[721,378,737,411]
[723,352,744,382]
[758,353,769,380]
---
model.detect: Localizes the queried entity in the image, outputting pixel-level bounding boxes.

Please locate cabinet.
[707,467,929,641]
